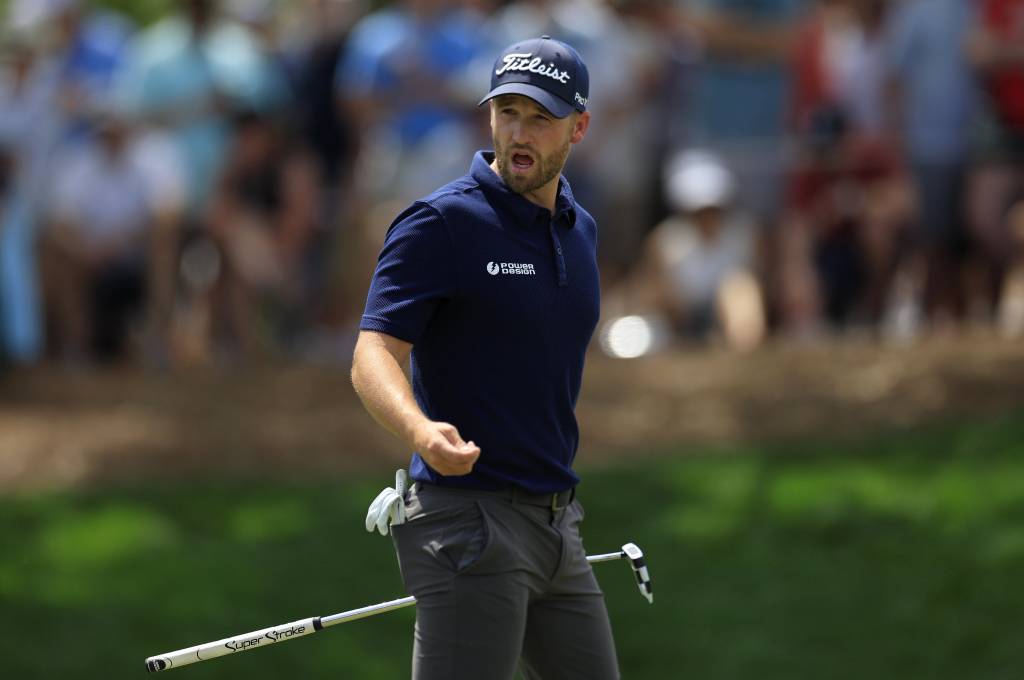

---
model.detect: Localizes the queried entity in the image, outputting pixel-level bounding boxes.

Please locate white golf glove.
[365,469,408,536]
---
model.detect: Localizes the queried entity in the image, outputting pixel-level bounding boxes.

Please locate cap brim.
[478,83,575,118]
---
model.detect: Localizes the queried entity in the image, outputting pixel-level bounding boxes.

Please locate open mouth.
[511,152,535,172]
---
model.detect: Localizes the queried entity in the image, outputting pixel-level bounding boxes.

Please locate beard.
[493,133,572,196]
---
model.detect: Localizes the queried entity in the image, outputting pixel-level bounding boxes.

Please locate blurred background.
[1,0,1023,678]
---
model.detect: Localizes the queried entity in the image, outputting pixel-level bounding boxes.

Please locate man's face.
[489,95,587,196]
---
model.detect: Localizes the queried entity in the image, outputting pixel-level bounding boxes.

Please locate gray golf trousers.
[390,482,620,680]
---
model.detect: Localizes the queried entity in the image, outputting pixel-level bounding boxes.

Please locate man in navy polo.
[351,36,619,679]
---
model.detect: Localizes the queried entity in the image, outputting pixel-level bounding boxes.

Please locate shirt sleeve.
[360,202,458,344]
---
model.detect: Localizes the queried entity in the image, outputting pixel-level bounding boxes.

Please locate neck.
[489,159,560,213]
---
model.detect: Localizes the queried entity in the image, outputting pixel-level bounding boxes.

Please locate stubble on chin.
[493,137,571,196]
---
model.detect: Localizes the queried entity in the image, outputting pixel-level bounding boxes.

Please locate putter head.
[621,542,653,604]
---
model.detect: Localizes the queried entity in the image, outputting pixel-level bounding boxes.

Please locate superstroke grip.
[145,616,321,672]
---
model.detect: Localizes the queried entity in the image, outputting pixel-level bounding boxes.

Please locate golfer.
[351,36,618,679]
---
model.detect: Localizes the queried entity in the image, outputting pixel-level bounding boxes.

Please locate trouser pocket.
[392,488,494,595]
[431,500,490,573]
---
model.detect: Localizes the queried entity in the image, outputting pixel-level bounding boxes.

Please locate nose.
[509,120,531,145]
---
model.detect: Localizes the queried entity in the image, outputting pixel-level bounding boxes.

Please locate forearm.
[351,332,429,448]
[351,331,480,476]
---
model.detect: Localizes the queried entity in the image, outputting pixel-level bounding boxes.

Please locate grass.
[2,412,1024,679]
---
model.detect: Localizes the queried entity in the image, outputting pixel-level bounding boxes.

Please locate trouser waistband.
[416,482,576,511]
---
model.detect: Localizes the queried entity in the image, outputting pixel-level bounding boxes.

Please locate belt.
[418,482,575,511]
[507,486,575,511]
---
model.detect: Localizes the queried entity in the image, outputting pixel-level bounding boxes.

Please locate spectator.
[204,111,319,356]
[780,0,912,334]
[669,0,808,228]
[281,0,362,195]
[966,0,1024,334]
[335,0,489,204]
[570,0,673,286]
[0,143,15,366]
[278,0,364,337]
[117,0,283,218]
[616,150,766,351]
[223,0,292,115]
[998,200,1024,336]
[0,36,64,365]
[885,0,977,330]
[40,108,184,364]
[43,0,135,139]
[0,1,137,365]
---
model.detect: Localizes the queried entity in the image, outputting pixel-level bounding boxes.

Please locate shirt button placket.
[549,220,567,287]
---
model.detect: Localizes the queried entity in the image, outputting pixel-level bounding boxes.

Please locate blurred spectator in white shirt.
[612,150,766,351]
[40,109,184,363]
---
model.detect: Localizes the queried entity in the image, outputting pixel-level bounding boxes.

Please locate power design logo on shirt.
[487,261,537,276]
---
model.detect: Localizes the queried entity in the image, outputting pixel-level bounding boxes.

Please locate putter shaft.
[146,546,646,673]
[320,596,415,627]
[321,550,629,628]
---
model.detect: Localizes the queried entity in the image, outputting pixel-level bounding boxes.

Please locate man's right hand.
[411,421,480,476]
[351,331,480,476]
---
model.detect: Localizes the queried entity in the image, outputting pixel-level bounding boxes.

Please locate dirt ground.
[1,334,1022,491]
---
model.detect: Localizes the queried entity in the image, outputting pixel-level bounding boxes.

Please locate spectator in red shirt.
[967,0,1024,334]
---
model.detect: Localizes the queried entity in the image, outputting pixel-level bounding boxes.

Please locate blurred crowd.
[0,0,1022,368]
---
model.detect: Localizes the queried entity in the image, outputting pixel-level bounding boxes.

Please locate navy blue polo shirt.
[361,151,600,494]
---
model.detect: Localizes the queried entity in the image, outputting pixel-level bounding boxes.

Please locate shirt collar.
[471,151,577,228]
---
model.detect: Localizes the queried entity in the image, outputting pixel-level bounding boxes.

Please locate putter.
[145,542,652,673]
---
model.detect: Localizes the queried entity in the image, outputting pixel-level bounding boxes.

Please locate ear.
[570,111,590,145]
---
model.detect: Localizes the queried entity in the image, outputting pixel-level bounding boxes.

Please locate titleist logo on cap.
[495,53,571,84]
[479,37,588,117]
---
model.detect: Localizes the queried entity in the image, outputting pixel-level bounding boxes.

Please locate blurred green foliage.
[0,1,198,28]
[2,412,1024,678]
[95,0,176,26]
[0,1,149,29]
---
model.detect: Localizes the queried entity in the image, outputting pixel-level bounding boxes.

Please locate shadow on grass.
[2,413,1023,679]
